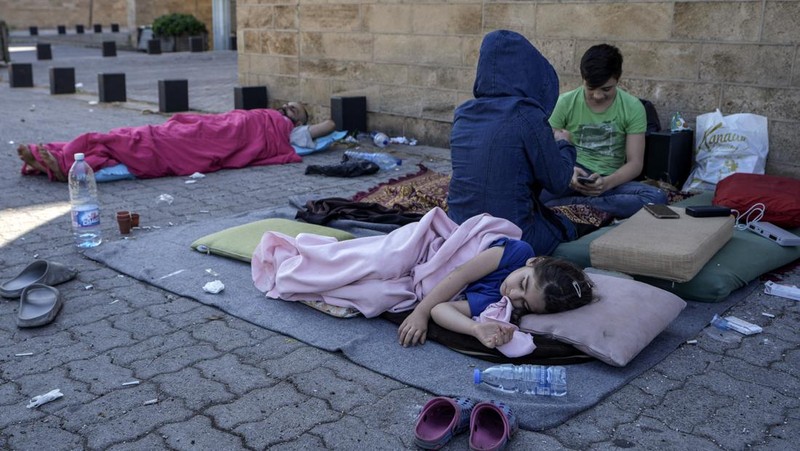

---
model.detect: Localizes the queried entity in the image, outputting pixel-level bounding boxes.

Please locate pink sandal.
[414,396,477,449]
[468,400,518,451]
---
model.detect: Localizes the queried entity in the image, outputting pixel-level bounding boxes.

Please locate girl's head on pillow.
[502,256,594,322]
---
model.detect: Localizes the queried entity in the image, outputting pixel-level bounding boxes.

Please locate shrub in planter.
[152,13,207,52]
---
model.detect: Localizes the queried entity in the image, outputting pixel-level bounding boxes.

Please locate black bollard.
[230,36,237,51]
[158,79,189,113]
[9,64,34,88]
[111,23,120,33]
[331,96,367,133]
[102,41,117,57]
[57,25,67,35]
[36,43,52,61]
[147,39,162,55]
[234,86,268,110]
[94,24,102,33]
[76,25,85,34]
[189,36,204,52]
[98,73,126,102]
[50,67,76,95]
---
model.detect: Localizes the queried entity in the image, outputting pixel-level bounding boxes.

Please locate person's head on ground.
[278,102,309,126]
[472,29,560,114]
[501,256,594,320]
[580,44,623,110]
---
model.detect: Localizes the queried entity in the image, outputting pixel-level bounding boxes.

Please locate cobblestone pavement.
[0,41,798,450]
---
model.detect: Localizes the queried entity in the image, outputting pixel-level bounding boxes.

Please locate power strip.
[746,221,800,246]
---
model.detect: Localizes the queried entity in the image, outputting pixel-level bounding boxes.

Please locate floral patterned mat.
[351,166,695,227]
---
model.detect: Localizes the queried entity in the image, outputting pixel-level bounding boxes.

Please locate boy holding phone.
[542,45,667,218]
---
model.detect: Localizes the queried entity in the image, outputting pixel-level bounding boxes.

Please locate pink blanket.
[251,208,522,318]
[27,109,300,179]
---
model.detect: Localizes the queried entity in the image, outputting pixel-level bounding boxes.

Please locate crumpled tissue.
[203,280,225,294]
[27,389,63,408]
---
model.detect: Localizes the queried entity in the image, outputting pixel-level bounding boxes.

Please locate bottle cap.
[473,368,482,384]
[75,153,85,161]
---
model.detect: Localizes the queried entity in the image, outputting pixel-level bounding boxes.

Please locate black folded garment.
[305,160,380,177]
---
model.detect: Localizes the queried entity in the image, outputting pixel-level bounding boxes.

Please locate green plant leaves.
[152,13,207,37]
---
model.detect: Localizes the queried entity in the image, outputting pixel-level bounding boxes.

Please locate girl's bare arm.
[398,246,503,347]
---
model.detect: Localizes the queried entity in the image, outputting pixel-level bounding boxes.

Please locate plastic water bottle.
[344,150,401,170]
[474,364,567,396]
[371,132,390,148]
[68,153,102,248]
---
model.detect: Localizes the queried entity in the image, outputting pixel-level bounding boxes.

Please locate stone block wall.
[0,0,216,46]
[0,0,127,29]
[238,0,800,178]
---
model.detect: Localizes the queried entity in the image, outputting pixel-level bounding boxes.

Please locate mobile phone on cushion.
[685,205,732,218]
[643,203,680,219]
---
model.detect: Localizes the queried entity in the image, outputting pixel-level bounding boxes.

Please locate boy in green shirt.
[543,44,666,218]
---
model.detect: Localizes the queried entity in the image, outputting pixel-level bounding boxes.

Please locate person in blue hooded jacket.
[447,30,578,256]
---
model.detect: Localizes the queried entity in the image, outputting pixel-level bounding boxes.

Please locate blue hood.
[472,30,559,115]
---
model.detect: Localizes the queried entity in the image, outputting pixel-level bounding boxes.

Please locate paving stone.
[189,318,260,351]
[128,343,221,379]
[234,397,342,449]
[151,367,235,410]
[159,415,245,450]
[4,421,84,451]
[205,382,307,430]
[80,399,193,450]
[105,330,196,366]
[65,354,139,395]
[105,433,168,451]
[194,354,276,395]
[303,413,405,450]
[611,415,719,450]
[109,309,175,341]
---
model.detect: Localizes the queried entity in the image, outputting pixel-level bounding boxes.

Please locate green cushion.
[553,192,800,302]
[191,218,355,262]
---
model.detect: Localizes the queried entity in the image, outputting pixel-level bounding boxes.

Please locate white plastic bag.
[682,109,768,192]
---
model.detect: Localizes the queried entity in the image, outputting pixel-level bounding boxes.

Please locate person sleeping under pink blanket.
[17,102,336,182]
[252,207,595,357]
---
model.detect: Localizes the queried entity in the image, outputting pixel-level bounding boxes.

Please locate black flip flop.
[0,260,77,299]
[17,284,64,328]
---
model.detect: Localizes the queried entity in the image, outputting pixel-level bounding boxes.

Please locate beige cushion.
[589,207,734,282]
[519,273,686,367]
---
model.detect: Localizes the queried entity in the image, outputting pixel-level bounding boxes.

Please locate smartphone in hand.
[577,176,594,185]
[643,203,680,219]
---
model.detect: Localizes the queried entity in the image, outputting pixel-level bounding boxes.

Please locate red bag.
[713,173,800,228]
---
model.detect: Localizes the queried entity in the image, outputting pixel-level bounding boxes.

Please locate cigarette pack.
[723,316,763,335]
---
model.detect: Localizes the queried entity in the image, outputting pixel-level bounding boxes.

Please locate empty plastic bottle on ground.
[68,153,102,248]
[371,132,390,148]
[344,150,401,170]
[474,364,567,396]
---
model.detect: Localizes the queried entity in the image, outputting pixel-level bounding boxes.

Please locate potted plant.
[152,13,208,52]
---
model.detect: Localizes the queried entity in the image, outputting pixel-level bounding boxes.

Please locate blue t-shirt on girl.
[463,238,534,317]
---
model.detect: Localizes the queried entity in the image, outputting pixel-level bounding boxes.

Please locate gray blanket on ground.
[84,208,751,431]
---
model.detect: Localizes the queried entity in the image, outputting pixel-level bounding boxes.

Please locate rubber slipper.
[17,284,64,328]
[414,396,477,449]
[0,260,77,299]
[468,400,519,451]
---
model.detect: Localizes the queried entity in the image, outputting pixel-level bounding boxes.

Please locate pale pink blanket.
[477,297,536,357]
[24,109,300,180]
[251,208,522,318]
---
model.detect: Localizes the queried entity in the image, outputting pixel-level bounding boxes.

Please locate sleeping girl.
[251,207,593,356]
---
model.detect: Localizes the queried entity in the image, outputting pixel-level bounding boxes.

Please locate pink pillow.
[518,273,686,367]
